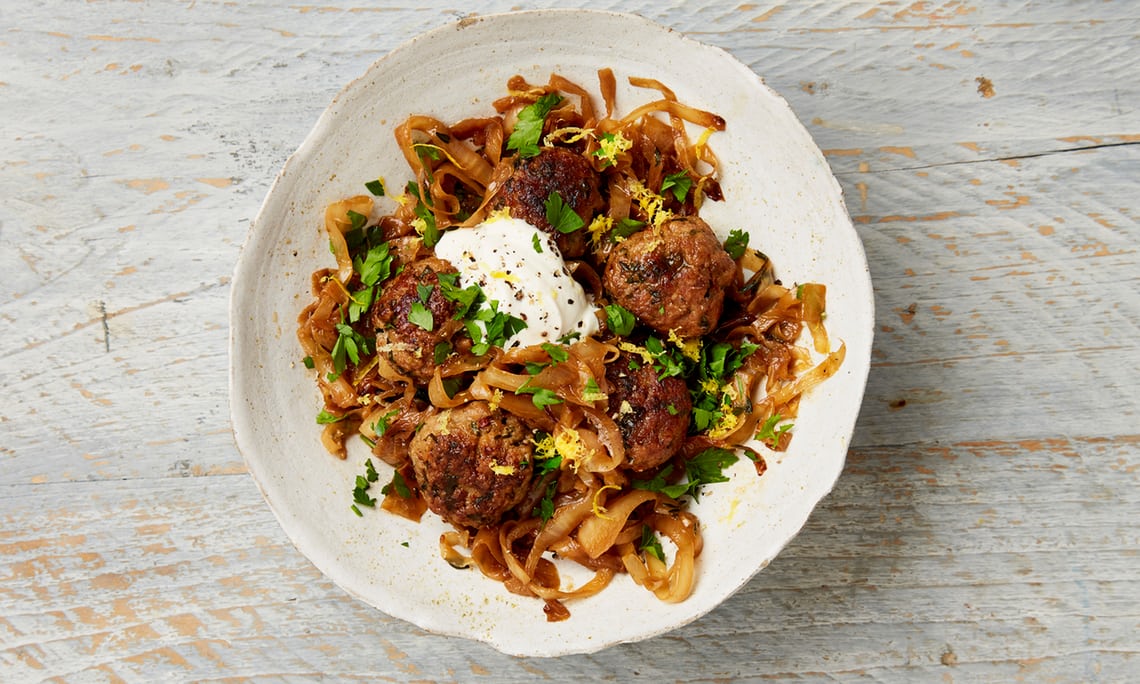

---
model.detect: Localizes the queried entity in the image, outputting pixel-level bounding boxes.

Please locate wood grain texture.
[2,0,1137,681]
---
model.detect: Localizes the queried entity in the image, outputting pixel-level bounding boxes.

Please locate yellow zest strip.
[592,484,621,520]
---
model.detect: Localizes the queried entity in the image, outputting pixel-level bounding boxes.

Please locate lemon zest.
[587,215,613,246]
[591,484,621,520]
[553,426,586,472]
[490,462,516,476]
[618,341,654,365]
[594,131,632,167]
[668,329,701,362]
[544,126,594,146]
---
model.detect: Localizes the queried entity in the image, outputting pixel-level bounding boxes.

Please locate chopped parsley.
[545,191,585,234]
[372,408,399,437]
[639,525,665,562]
[468,301,527,355]
[724,229,749,260]
[316,409,345,424]
[330,322,371,379]
[351,458,381,515]
[604,303,636,336]
[541,342,569,364]
[756,413,794,445]
[515,384,564,410]
[433,341,452,364]
[660,170,692,202]
[302,355,315,369]
[408,301,434,331]
[364,178,386,196]
[612,217,645,241]
[380,469,412,499]
[506,93,563,158]
[532,232,544,253]
[582,377,605,402]
[633,447,739,502]
[436,272,484,319]
[535,480,557,522]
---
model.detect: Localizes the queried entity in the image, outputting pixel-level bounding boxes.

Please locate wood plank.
[1,436,1134,679]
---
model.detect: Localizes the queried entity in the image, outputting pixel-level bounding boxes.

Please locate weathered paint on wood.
[2,1,1137,681]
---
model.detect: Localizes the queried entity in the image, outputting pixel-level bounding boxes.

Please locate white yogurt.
[433,216,599,349]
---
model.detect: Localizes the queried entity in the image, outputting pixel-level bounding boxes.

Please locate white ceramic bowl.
[231,9,873,657]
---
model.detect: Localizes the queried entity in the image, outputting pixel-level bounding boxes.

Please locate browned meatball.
[605,353,692,472]
[495,146,602,258]
[603,216,735,339]
[407,401,534,528]
[370,257,459,383]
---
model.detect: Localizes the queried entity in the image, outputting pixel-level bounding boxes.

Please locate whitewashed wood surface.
[2,1,1137,681]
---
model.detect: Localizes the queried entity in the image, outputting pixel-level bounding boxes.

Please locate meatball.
[370,257,459,383]
[495,146,603,258]
[407,401,534,528]
[606,353,692,472]
[602,216,735,339]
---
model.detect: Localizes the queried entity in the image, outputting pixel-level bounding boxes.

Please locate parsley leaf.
[516,384,564,409]
[330,322,372,378]
[355,241,393,287]
[541,342,569,364]
[639,525,665,562]
[364,178,385,196]
[470,301,527,354]
[724,229,749,260]
[352,458,381,512]
[545,191,585,234]
[633,447,739,502]
[433,341,452,364]
[408,301,434,331]
[612,217,645,241]
[437,273,484,319]
[604,303,635,336]
[316,409,345,424]
[660,171,692,202]
[532,232,544,253]
[506,93,563,158]
[582,377,605,402]
[535,480,557,522]
[346,209,368,232]
[372,408,399,437]
[756,414,794,445]
[346,285,374,324]
[380,470,412,499]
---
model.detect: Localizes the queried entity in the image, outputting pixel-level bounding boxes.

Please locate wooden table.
[3,1,1137,680]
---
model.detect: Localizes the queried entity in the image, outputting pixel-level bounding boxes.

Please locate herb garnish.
[516,384,564,410]
[507,93,563,158]
[660,170,692,202]
[408,301,434,331]
[724,229,749,260]
[351,458,381,516]
[633,447,739,502]
[756,413,794,446]
[604,303,636,336]
[364,178,386,196]
[545,191,585,234]
[639,525,665,561]
[380,469,412,499]
[316,409,345,424]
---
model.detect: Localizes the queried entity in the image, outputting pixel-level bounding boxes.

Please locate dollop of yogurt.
[434,215,600,349]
